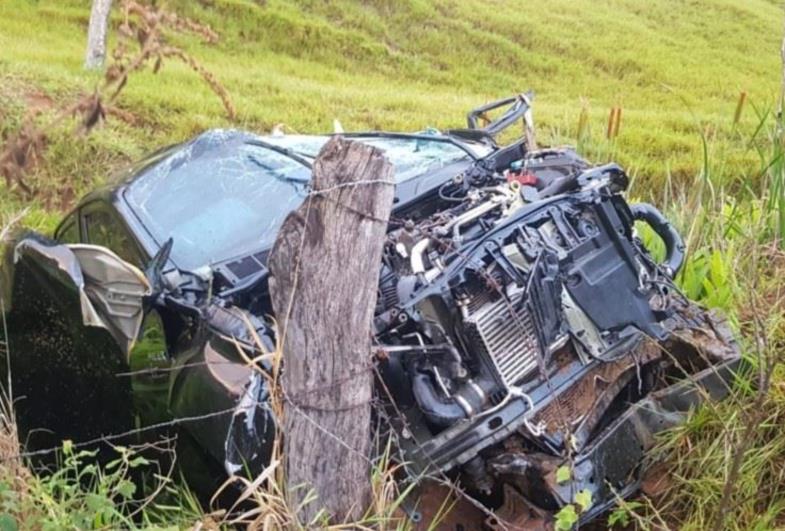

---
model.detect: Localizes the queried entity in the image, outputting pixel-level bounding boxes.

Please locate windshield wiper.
[245,139,314,168]
[246,154,311,184]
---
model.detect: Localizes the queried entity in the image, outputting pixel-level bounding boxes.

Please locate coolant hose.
[411,373,490,429]
[629,203,685,277]
[537,173,579,197]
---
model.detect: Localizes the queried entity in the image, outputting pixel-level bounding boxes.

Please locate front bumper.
[553,358,742,523]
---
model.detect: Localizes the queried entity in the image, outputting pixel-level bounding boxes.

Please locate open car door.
[2,236,150,455]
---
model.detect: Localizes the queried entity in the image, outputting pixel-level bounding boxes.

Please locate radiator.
[464,286,540,387]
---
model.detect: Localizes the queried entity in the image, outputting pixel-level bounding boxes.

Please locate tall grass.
[606,100,785,530]
[2,0,785,528]
[206,322,426,530]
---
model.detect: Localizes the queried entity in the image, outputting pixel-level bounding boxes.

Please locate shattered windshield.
[263,134,479,182]
[125,131,478,271]
[125,132,310,271]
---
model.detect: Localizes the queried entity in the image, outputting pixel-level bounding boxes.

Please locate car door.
[2,202,153,457]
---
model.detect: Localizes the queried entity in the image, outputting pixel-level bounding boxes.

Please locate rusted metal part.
[487,450,563,511]
[531,341,661,440]
[475,304,741,525]
[640,461,671,499]
[408,480,487,531]
[531,301,738,449]
[486,485,552,531]
[543,358,740,524]
[668,306,739,365]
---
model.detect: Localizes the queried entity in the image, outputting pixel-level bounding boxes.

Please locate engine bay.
[372,144,739,523]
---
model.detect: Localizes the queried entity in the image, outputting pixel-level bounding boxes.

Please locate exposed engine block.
[370,143,743,525]
[375,145,694,477]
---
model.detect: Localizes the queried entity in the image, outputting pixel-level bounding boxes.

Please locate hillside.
[2,1,785,529]
[1,0,783,227]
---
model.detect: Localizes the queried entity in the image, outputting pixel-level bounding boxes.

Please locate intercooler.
[463,286,540,388]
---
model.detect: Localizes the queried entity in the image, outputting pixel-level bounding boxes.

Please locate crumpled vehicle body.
[0,95,740,525]
[371,126,741,525]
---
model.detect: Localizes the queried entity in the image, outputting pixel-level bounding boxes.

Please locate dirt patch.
[21,90,54,116]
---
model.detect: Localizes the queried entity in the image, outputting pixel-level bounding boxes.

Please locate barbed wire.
[278,386,373,461]
[226,165,509,525]
[0,171,628,529]
[0,399,260,463]
[309,178,394,196]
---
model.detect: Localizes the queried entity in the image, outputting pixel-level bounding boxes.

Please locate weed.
[2,0,785,528]
[604,100,785,531]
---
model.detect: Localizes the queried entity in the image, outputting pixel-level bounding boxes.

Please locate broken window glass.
[125,135,310,271]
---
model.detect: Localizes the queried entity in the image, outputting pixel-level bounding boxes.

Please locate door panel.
[3,237,150,456]
[69,244,150,355]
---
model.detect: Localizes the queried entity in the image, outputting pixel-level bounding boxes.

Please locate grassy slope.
[3,1,785,529]
[1,0,783,229]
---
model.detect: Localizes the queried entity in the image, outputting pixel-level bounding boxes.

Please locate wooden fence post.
[268,136,395,523]
[733,91,747,126]
[84,0,114,70]
[607,106,622,139]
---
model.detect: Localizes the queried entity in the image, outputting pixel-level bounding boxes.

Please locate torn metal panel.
[224,372,276,477]
[486,485,552,531]
[548,358,740,525]
[373,136,739,525]
[404,480,487,531]
[4,237,136,454]
[13,239,150,356]
[70,244,150,355]
[530,340,660,448]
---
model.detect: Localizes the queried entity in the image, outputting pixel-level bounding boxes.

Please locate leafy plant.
[607,500,644,528]
[555,504,578,531]
[552,464,593,530]
[0,440,202,531]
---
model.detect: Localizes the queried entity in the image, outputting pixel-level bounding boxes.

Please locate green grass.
[3,0,785,529]
[1,0,783,226]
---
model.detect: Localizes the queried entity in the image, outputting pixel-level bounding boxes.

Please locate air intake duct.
[412,373,494,429]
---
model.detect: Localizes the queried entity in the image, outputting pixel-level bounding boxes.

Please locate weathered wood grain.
[268,136,394,523]
[85,0,113,70]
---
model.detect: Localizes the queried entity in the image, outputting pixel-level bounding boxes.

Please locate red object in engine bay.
[506,170,538,188]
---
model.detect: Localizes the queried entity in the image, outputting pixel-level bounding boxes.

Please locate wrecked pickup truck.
[1,95,740,526]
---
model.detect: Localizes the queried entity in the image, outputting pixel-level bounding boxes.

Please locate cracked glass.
[125,131,309,270]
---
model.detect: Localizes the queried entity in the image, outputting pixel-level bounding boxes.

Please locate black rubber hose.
[412,374,466,428]
[411,373,491,429]
[537,173,580,198]
[629,203,686,277]
[537,163,625,199]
